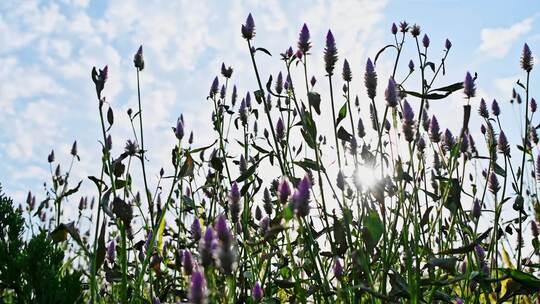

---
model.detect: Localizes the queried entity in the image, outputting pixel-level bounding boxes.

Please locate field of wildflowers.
[2,13,540,303]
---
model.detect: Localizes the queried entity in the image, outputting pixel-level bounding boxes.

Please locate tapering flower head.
[189,271,208,304]
[239,98,248,126]
[475,244,486,261]
[263,188,272,215]
[417,136,426,153]
[536,155,540,181]
[278,178,291,204]
[71,141,78,156]
[364,58,377,99]
[175,117,184,141]
[229,182,241,223]
[472,198,481,218]
[385,77,398,107]
[445,39,452,50]
[532,98,537,113]
[231,85,238,106]
[402,99,415,124]
[399,21,409,33]
[199,226,216,267]
[460,133,469,153]
[310,76,317,87]
[429,115,441,143]
[491,99,500,116]
[488,172,500,195]
[336,170,345,190]
[275,72,283,94]
[276,117,285,141]
[133,45,144,70]
[422,34,430,48]
[221,63,233,78]
[191,218,202,241]
[342,59,352,82]
[107,240,115,264]
[324,30,338,75]
[241,13,255,40]
[183,250,193,275]
[443,129,455,151]
[357,117,366,138]
[391,23,398,35]
[532,220,539,237]
[521,43,533,72]
[215,214,233,245]
[408,60,414,72]
[455,297,464,304]
[48,149,55,163]
[498,131,510,155]
[334,258,344,278]
[298,23,311,54]
[293,175,312,217]
[209,76,219,97]
[411,24,421,37]
[463,72,476,98]
[252,282,263,302]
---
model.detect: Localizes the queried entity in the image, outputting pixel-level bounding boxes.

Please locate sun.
[354,165,378,189]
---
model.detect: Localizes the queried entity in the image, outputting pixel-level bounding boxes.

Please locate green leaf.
[107,107,114,127]
[374,44,397,64]
[237,164,257,183]
[337,127,352,142]
[430,81,464,93]
[427,257,458,274]
[403,90,453,100]
[254,89,265,104]
[336,102,347,126]
[362,210,383,252]
[294,158,324,172]
[255,47,272,56]
[308,92,321,115]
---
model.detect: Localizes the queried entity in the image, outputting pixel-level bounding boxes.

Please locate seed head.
[364,58,377,99]
[463,72,476,98]
[385,77,398,107]
[241,13,255,40]
[342,59,352,82]
[298,23,311,54]
[324,30,338,75]
[521,43,533,72]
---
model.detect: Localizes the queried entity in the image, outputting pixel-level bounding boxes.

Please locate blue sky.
[1,0,539,220]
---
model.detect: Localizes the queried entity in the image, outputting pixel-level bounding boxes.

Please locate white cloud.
[478,18,533,58]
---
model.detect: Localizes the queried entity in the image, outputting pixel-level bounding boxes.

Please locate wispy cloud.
[478,17,533,58]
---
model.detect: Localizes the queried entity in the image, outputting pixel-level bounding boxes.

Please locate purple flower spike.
[190,219,202,241]
[391,23,398,35]
[429,115,441,143]
[402,100,414,124]
[445,39,452,50]
[241,13,255,40]
[422,34,430,48]
[385,77,398,107]
[475,244,486,261]
[357,117,366,138]
[491,99,500,116]
[455,297,464,304]
[443,129,455,151]
[324,30,338,75]
[488,172,500,195]
[275,72,283,94]
[134,45,144,70]
[278,178,291,204]
[200,226,215,267]
[298,23,311,54]
[215,214,232,244]
[153,296,161,304]
[175,117,184,141]
[293,175,312,217]
[472,198,481,218]
[310,76,317,87]
[342,59,352,82]
[498,131,510,155]
[252,281,263,302]
[521,43,533,72]
[365,58,377,99]
[478,98,489,118]
[230,182,241,223]
[189,271,208,304]
[183,250,193,275]
[209,76,219,97]
[334,258,344,278]
[276,117,285,141]
[463,72,476,98]
[107,240,115,264]
[531,98,537,113]
[536,155,540,181]
[231,85,238,106]
[408,60,414,72]
[532,220,539,237]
